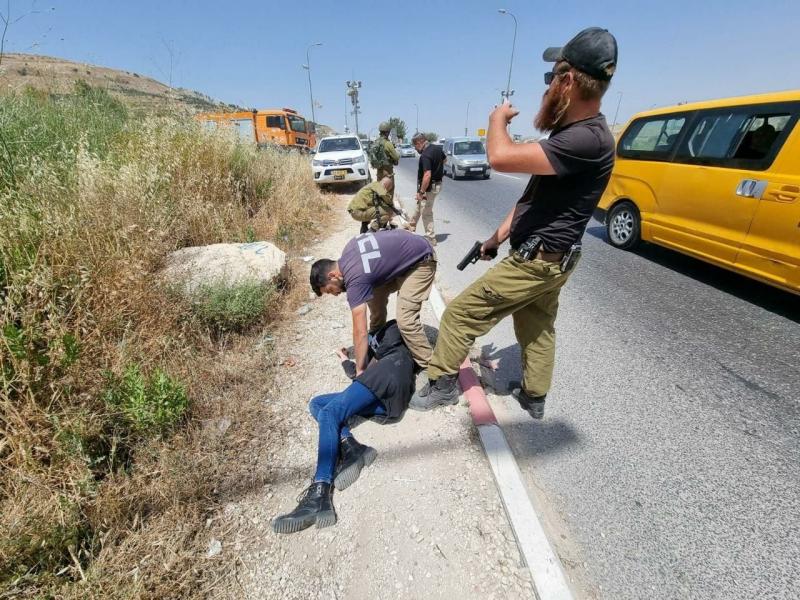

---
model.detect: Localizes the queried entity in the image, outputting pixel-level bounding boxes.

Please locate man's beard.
[534,85,571,133]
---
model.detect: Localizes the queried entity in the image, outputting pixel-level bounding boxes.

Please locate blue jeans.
[308,381,387,484]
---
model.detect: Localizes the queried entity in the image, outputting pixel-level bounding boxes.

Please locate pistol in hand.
[457,241,497,271]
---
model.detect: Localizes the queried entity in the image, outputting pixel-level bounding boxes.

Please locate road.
[392,157,800,599]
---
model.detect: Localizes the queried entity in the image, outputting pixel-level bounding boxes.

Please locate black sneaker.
[510,386,546,419]
[334,436,377,491]
[271,481,336,534]
[409,374,460,411]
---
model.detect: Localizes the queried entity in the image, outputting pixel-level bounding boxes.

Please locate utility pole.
[303,42,322,126]
[465,101,470,136]
[413,103,419,133]
[498,9,518,102]
[612,91,623,130]
[346,80,362,136]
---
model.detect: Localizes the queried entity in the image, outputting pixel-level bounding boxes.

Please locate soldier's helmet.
[378,121,391,133]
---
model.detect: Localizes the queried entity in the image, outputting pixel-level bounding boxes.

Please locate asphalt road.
[393,157,800,599]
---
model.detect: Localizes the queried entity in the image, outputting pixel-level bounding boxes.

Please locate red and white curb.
[428,284,574,600]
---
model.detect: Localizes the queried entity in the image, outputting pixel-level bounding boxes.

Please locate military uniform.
[375,134,399,198]
[347,180,397,232]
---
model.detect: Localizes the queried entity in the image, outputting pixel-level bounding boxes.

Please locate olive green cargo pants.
[427,252,574,397]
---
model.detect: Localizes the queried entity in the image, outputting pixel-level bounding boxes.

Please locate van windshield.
[287,115,307,133]
[454,141,485,155]
[318,137,360,152]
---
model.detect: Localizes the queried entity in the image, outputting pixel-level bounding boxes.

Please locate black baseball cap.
[543,27,618,81]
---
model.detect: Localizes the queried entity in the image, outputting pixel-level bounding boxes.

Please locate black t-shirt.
[510,114,615,252]
[417,143,445,186]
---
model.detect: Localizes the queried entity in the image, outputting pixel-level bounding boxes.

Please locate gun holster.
[517,236,543,261]
[560,242,582,272]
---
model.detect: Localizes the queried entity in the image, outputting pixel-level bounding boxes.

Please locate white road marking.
[428,283,575,600]
[494,173,524,180]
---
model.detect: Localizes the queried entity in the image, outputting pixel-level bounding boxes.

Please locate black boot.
[511,385,546,419]
[271,481,336,534]
[409,374,460,411]
[334,436,377,491]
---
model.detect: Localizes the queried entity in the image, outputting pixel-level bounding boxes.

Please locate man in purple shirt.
[310,229,436,375]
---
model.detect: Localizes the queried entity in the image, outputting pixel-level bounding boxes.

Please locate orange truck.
[197,107,316,150]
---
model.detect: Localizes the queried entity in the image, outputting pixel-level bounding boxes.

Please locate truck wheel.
[606,201,641,250]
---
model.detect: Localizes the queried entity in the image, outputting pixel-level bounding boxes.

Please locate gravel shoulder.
[212,191,535,599]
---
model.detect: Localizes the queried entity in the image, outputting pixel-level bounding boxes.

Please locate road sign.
[477,128,486,136]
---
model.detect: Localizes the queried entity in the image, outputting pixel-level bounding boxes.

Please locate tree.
[387,116,406,141]
[424,132,438,142]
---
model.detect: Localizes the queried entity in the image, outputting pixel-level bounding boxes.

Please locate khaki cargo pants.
[428,252,575,397]
[367,256,436,369]
[409,181,441,246]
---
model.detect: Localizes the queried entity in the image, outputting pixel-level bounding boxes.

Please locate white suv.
[312,135,371,185]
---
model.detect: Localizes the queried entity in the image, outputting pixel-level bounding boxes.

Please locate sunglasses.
[544,64,571,85]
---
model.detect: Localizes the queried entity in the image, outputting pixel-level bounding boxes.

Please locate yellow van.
[595,91,800,295]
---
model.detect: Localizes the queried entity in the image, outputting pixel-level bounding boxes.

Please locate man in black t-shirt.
[411,27,618,418]
[409,132,446,245]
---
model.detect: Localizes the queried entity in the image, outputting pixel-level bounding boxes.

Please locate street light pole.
[498,9,517,102]
[302,42,322,126]
[612,91,623,130]
[413,103,419,133]
[465,101,470,136]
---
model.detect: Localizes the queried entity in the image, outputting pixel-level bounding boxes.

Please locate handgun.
[457,241,498,271]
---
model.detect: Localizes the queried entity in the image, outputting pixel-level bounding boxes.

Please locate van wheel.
[483,172,491,179]
[607,201,641,249]
[452,166,460,180]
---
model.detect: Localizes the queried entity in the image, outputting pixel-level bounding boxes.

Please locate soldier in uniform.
[347,176,401,233]
[375,121,400,197]
[410,27,619,419]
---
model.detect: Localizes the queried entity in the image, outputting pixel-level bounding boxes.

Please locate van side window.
[732,114,789,160]
[619,116,686,158]
[266,115,285,129]
[675,107,796,169]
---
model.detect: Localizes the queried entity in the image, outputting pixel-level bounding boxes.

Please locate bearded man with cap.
[375,121,400,196]
[411,27,618,418]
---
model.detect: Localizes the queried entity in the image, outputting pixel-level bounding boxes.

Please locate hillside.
[0,53,242,113]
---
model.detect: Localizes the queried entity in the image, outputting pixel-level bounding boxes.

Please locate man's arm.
[481,205,516,257]
[418,170,432,194]
[385,140,399,165]
[351,303,370,375]
[487,102,556,176]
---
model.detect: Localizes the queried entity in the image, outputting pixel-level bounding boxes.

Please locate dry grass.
[0,84,328,598]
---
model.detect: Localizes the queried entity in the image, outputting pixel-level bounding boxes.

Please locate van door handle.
[735,179,767,198]
[767,184,799,202]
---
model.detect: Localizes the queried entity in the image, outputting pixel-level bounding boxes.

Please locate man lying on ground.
[272,320,418,534]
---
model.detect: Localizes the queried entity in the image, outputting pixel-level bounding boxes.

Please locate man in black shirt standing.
[409,132,446,245]
[411,27,618,418]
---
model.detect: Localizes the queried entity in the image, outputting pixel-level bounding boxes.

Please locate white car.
[312,135,371,185]
[399,144,416,158]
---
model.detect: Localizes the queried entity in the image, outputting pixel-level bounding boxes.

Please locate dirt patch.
[208,191,535,599]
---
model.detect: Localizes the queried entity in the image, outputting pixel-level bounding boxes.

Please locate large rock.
[163,241,287,294]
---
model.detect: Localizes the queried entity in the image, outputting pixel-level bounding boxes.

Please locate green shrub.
[191,281,273,332]
[103,365,188,434]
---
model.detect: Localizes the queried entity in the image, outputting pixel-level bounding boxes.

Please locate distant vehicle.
[360,138,373,154]
[399,143,416,158]
[312,135,371,186]
[196,107,316,151]
[595,90,800,295]
[443,137,491,180]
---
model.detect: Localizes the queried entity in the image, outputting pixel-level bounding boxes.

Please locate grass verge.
[0,83,328,598]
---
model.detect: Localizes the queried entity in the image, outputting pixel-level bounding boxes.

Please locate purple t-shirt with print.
[338,229,433,308]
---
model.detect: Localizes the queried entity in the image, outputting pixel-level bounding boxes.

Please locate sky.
[3,0,800,139]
